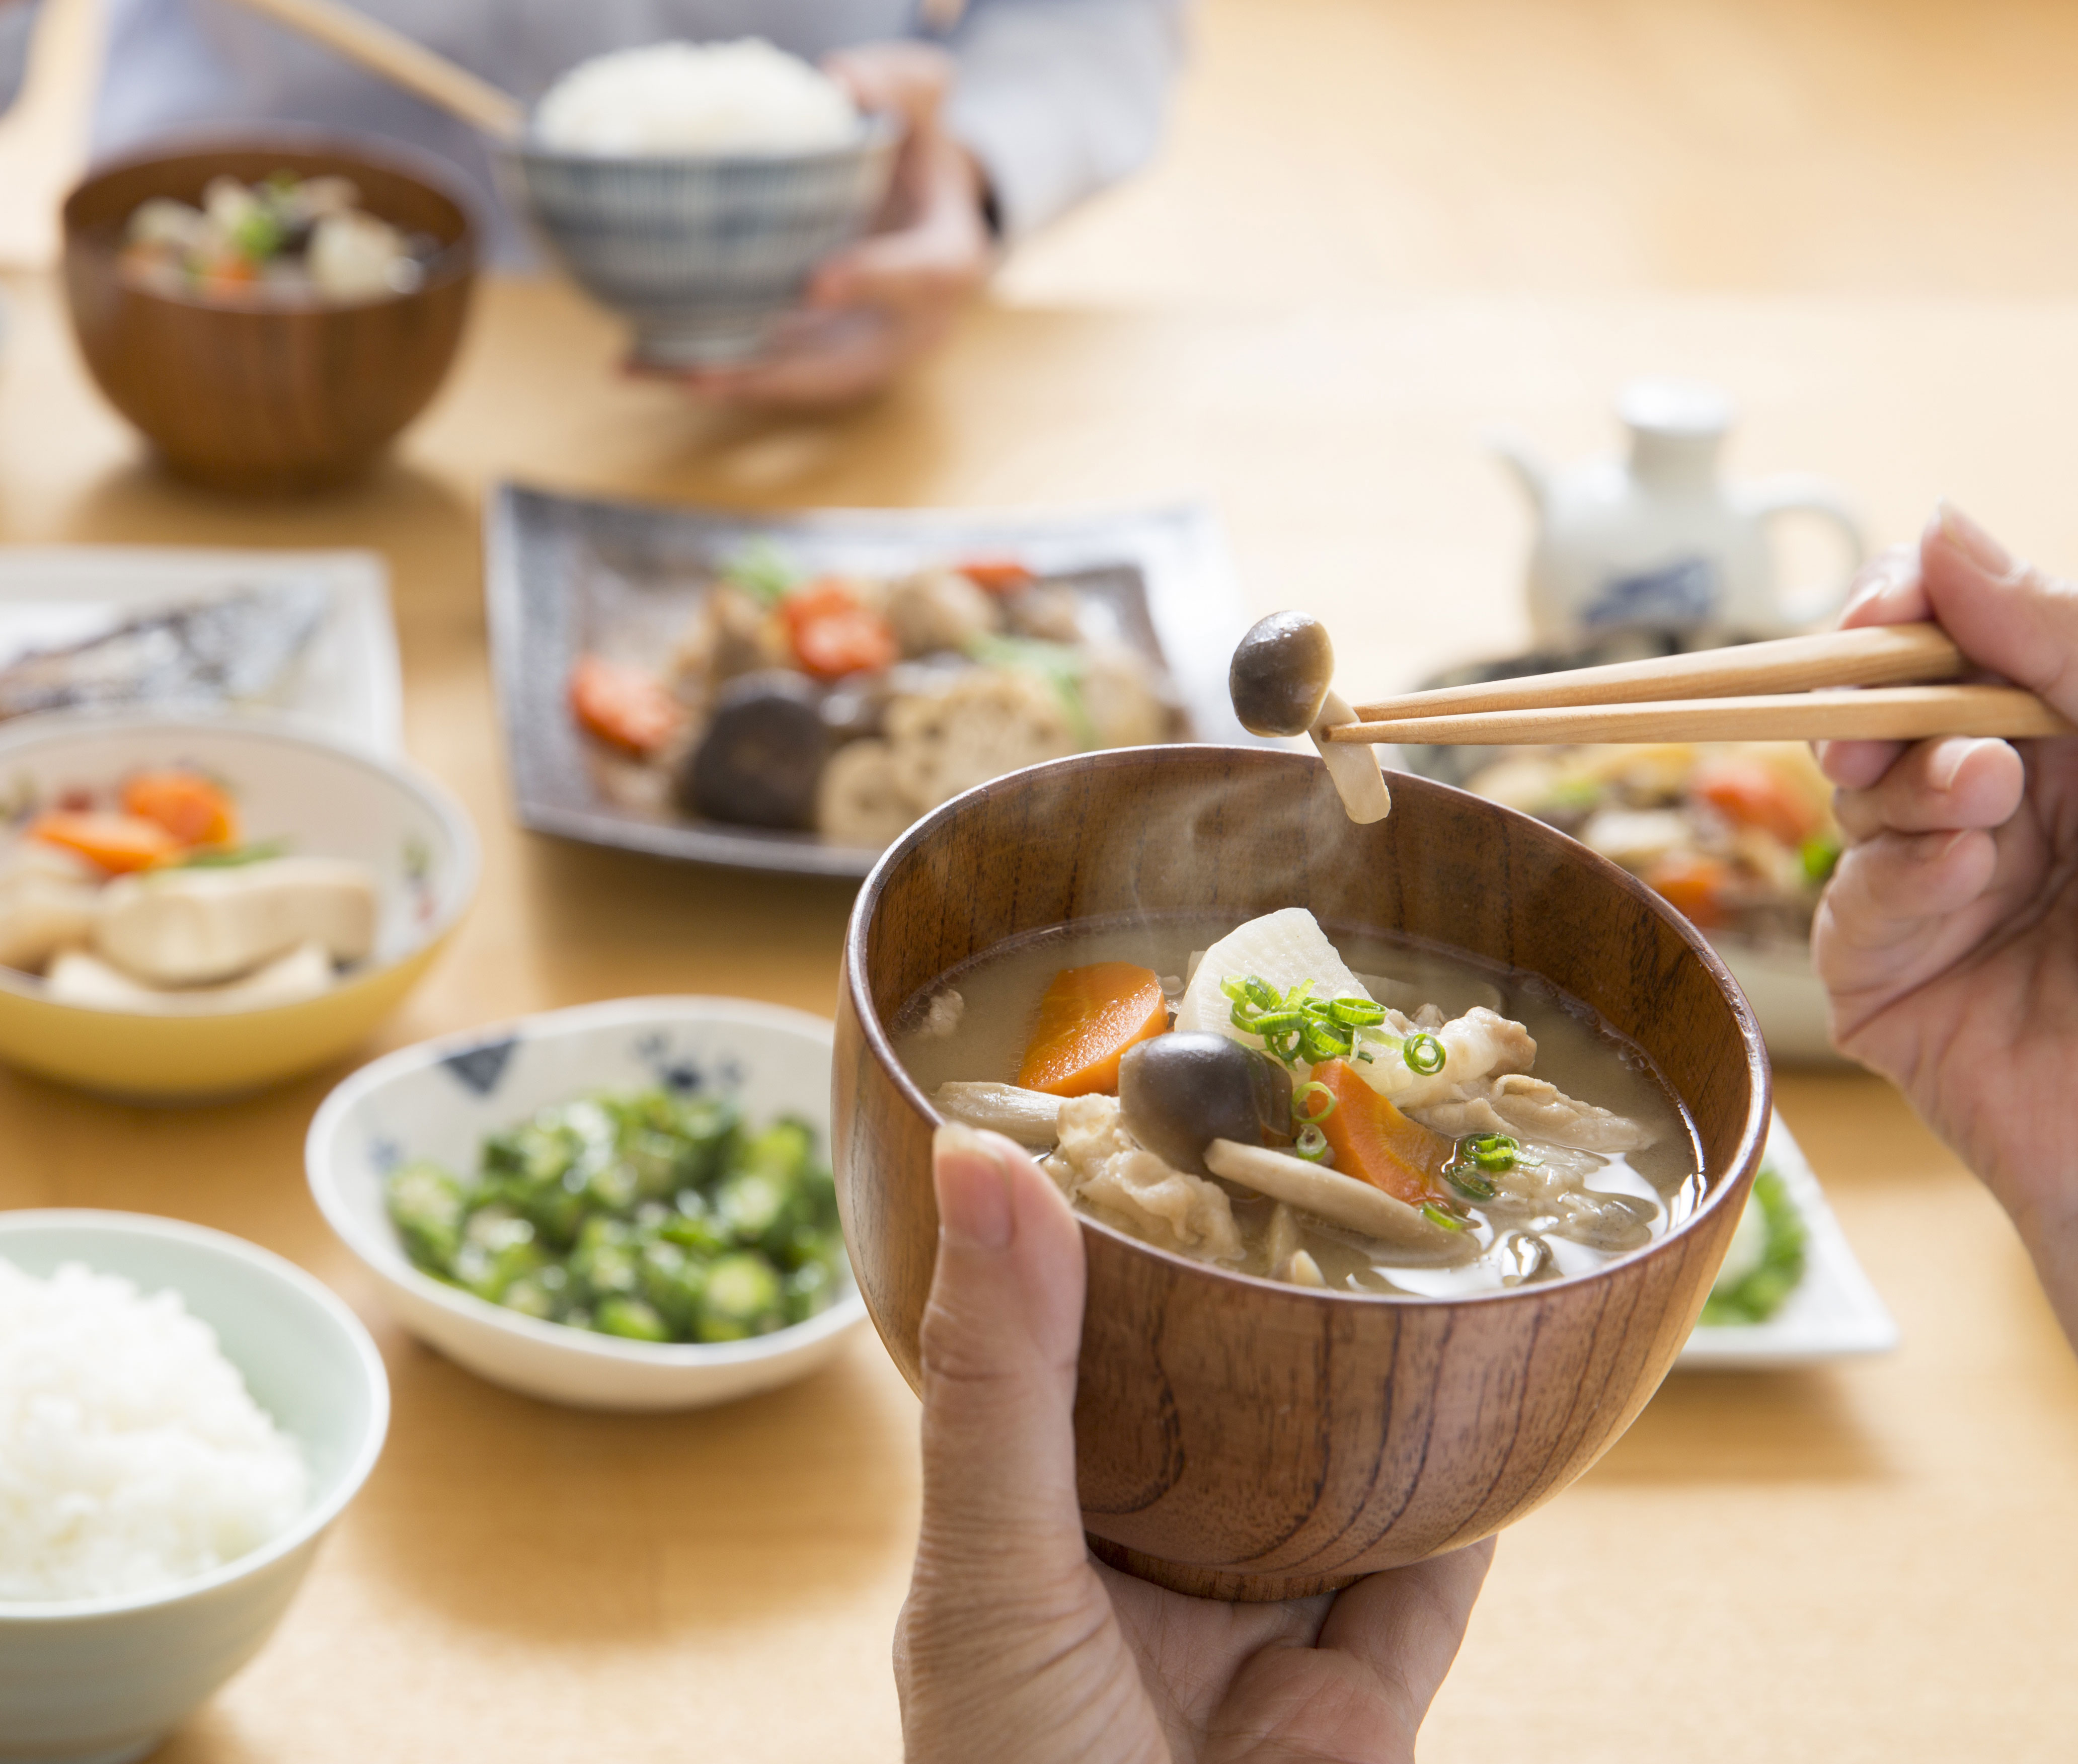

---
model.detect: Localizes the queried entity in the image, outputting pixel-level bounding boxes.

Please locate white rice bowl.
[533,39,859,157]
[0,1257,309,1602]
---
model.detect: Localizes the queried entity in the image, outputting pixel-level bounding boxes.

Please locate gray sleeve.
[0,1,41,117]
[941,0,1185,239]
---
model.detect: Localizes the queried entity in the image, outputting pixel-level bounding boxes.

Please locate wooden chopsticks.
[1324,621,2076,746]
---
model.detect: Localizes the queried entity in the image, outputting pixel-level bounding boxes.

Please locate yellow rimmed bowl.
[0,711,477,1099]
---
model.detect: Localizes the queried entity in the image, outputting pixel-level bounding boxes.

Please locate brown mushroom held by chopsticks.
[1230,611,1336,738]
[1228,612,1392,824]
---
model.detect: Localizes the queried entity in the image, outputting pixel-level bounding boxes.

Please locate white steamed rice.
[533,38,859,156]
[0,1256,309,1603]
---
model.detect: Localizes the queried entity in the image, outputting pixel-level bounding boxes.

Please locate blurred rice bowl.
[513,39,898,367]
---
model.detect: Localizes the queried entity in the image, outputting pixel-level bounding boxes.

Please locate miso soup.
[894,907,1704,1298]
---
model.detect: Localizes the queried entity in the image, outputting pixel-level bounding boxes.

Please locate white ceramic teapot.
[1493,380,1866,643]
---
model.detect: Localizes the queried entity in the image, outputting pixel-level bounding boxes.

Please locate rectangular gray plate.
[485,483,1248,878]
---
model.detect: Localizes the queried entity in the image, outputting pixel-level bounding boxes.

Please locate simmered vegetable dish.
[1465,742,1840,946]
[0,766,379,1012]
[385,1088,849,1343]
[567,547,1180,847]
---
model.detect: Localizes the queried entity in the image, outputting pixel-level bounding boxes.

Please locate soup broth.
[894,910,1704,1298]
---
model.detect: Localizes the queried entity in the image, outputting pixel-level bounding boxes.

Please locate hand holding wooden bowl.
[836,745,1769,1600]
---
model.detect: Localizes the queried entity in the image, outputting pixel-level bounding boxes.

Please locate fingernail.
[1926,737,1982,792]
[1839,546,1916,621]
[1936,501,2015,577]
[933,1124,1014,1250]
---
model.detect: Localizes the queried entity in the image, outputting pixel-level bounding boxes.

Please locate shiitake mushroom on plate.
[677,671,831,831]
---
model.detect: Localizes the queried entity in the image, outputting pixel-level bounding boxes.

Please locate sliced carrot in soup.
[1309,1059,1454,1205]
[1016,963,1170,1097]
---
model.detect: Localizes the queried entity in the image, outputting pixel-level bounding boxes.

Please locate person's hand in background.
[671,43,992,410]
[1811,505,2078,1345]
[898,1123,1492,1764]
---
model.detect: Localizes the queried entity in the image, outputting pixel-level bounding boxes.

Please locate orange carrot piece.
[29,811,182,874]
[780,578,898,680]
[958,558,1036,594]
[1308,1059,1455,1206]
[569,655,684,756]
[1016,963,1170,1097]
[1688,756,1822,846]
[1643,851,1736,930]
[121,769,240,848]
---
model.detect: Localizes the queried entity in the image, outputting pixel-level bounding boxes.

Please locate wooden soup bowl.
[63,138,476,495]
[836,746,1770,1600]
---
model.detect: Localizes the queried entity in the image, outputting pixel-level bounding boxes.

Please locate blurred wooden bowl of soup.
[62,138,476,495]
[836,745,1770,1600]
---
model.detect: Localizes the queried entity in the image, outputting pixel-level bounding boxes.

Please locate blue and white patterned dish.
[306,996,867,1411]
[513,116,899,367]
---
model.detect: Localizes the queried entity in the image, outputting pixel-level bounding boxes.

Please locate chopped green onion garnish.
[1293,1123,1330,1162]
[1403,1032,1445,1075]
[1222,974,1403,1074]
[1297,1019,1351,1065]
[1420,1202,1466,1232]
[1293,1081,1336,1126]
[1460,1132,1520,1173]
[1327,997,1386,1028]
[1442,1131,1519,1197]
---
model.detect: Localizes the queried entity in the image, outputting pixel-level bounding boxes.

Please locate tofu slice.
[47,941,336,1012]
[93,857,377,987]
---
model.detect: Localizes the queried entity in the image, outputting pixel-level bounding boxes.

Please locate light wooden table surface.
[3,2,2077,1759]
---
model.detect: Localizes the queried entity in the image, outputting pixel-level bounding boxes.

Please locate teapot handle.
[1736,475,1867,629]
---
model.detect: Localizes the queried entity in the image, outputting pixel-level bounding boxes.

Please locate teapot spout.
[1485,427,1550,511]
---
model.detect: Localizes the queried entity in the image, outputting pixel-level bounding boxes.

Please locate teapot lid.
[1618,378,1734,438]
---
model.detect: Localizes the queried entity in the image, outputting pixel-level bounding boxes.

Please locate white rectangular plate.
[0,546,403,752]
[1678,1110,1897,1368]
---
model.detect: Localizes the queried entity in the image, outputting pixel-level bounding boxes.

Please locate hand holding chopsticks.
[1317,621,2074,746]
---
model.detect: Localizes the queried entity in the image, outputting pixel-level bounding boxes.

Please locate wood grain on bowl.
[835,746,1770,1600]
[62,142,475,495]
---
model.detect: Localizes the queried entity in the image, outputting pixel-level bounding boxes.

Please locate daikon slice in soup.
[894,907,1704,1298]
